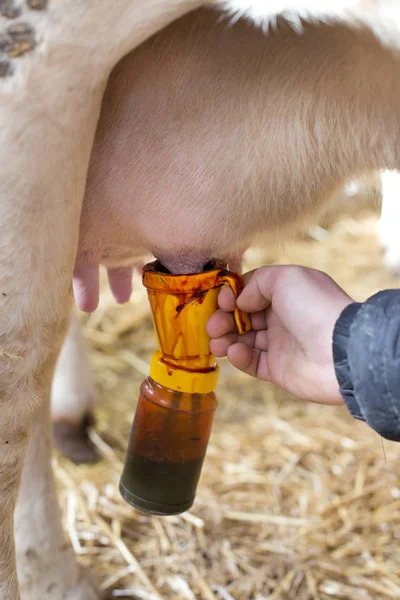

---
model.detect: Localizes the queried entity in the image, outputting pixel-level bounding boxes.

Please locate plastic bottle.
[119,260,250,516]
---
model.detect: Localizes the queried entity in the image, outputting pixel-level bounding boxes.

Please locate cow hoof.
[52,412,99,464]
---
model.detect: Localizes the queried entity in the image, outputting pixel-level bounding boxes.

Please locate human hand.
[207,265,353,404]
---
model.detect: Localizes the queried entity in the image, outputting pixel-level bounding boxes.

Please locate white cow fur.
[2,0,400,597]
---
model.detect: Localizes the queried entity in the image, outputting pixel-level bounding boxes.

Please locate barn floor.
[55,191,400,599]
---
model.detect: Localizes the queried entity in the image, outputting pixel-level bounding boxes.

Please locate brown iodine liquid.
[120,455,204,515]
[119,378,217,516]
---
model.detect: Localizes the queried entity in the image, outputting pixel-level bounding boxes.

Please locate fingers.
[207,309,235,338]
[227,343,271,381]
[215,269,276,320]
[210,332,238,357]
[208,306,267,338]
[209,327,268,358]
[238,328,268,351]
[208,307,237,358]
[236,267,278,313]
[248,309,267,332]
[231,265,350,317]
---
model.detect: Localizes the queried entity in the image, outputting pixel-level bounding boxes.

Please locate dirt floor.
[55,189,400,599]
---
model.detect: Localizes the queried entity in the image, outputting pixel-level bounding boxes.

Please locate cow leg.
[15,322,100,600]
[0,0,208,595]
[0,12,107,600]
[51,313,98,464]
[0,80,104,597]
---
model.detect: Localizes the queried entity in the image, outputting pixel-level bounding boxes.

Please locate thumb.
[236,266,280,312]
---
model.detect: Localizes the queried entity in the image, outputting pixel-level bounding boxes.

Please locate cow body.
[74,10,400,316]
[1,1,400,598]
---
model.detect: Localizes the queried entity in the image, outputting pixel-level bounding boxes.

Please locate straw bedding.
[54,186,400,599]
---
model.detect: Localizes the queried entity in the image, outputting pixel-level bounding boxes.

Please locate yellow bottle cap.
[149,351,219,394]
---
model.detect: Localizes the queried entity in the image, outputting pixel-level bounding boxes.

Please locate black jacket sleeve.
[332,289,400,442]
